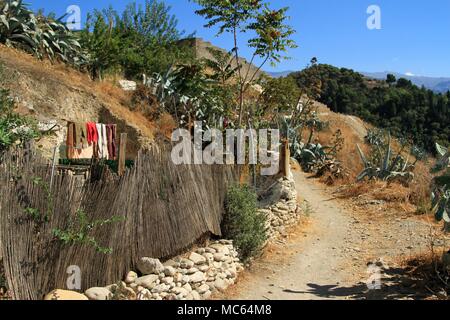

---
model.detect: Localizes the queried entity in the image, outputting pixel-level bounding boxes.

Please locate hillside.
[0,45,161,159]
[290,64,450,152]
[363,71,450,93]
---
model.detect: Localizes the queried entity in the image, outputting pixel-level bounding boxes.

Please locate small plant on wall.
[52,209,125,254]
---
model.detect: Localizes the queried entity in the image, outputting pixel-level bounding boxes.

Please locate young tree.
[80,0,193,79]
[80,9,121,79]
[192,0,297,126]
[386,73,396,86]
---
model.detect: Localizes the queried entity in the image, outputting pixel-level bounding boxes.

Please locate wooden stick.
[49,145,58,192]
[66,122,74,159]
[118,133,127,176]
[284,140,290,178]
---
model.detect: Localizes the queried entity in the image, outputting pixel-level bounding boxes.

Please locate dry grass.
[394,252,449,300]
[310,102,434,216]
[156,113,177,140]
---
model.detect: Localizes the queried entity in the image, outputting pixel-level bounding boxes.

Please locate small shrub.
[0,88,40,152]
[222,185,268,262]
[53,209,125,254]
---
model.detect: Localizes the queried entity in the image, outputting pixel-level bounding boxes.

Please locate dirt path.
[225,169,449,300]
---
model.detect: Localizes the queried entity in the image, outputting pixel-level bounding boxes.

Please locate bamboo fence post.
[118,133,127,176]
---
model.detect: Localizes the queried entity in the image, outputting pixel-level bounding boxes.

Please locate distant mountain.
[267,71,295,78]
[362,71,450,93]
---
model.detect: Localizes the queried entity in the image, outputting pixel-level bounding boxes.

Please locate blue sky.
[29,0,450,77]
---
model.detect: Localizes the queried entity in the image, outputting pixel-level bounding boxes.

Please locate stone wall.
[78,240,244,301]
[259,175,300,239]
[45,171,301,301]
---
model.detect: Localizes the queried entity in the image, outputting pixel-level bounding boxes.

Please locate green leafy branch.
[24,177,53,224]
[52,209,125,254]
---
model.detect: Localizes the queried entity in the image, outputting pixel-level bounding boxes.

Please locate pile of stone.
[258,176,300,239]
[82,240,243,300]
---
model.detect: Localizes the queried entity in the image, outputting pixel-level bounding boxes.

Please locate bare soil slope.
[0,46,157,159]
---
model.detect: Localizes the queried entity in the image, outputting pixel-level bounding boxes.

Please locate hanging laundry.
[66,121,118,160]
[72,144,94,159]
[96,123,104,159]
[101,124,108,159]
[74,122,88,149]
[86,122,98,145]
[66,122,75,159]
[106,124,117,160]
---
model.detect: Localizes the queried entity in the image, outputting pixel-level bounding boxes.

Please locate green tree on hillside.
[192,0,297,126]
[386,73,397,86]
[290,64,450,152]
[80,0,194,80]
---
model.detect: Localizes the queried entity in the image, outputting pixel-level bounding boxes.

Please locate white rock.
[202,290,212,300]
[186,267,199,275]
[186,293,194,300]
[119,79,137,91]
[181,275,190,284]
[137,289,152,300]
[191,291,201,300]
[164,259,179,268]
[137,257,164,275]
[85,287,112,300]
[203,253,214,262]
[199,265,210,272]
[135,274,159,288]
[180,258,195,269]
[172,287,188,297]
[205,247,217,254]
[189,252,207,265]
[197,284,210,294]
[151,284,169,294]
[183,283,192,292]
[164,266,176,277]
[196,248,206,255]
[189,271,205,283]
[210,244,226,253]
[214,253,225,262]
[214,278,228,292]
[162,277,174,285]
[125,271,138,284]
[152,293,160,299]
[174,273,183,283]
[44,290,88,300]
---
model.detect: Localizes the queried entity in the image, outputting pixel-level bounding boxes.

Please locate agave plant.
[0,0,38,51]
[365,128,385,147]
[279,115,303,159]
[35,14,86,66]
[356,133,415,184]
[431,143,450,230]
[433,142,450,172]
[0,0,87,67]
[143,64,226,127]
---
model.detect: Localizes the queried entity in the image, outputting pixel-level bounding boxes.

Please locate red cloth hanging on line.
[86,122,98,145]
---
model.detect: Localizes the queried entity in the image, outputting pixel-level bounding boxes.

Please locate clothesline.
[66,122,117,160]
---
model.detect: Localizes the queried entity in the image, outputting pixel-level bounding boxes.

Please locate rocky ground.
[220,167,449,300]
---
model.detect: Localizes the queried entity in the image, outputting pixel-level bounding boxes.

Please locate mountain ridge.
[267,69,450,93]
